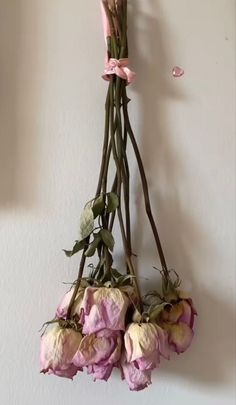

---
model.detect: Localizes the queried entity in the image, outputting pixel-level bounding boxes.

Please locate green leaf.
[63,240,86,257]
[80,204,94,239]
[92,195,105,218]
[85,234,101,257]
[106,192,119,213]
[100,229,115,251]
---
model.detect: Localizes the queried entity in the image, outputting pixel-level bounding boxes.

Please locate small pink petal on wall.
[172,66,184,78]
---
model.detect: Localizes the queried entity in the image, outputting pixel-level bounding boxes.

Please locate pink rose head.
[73,329,122,381]
[124,322,169,372]
[56,281,88,319]
[79,287,130,334]
[160,294,197,354]
[120,352,152,391]
[40,325,82,379]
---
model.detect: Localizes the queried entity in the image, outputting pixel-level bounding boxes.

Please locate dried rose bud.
[124,322,169,371]
[40,325,82,379]
[160,293,197,354]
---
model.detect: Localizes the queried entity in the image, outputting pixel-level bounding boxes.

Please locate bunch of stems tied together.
[40,1,197,390]
[66,0,170,319]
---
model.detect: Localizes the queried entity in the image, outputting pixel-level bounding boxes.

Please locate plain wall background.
[0,1,235,404]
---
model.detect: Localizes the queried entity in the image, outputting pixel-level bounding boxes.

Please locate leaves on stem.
[92,195,105,218]
[80,204,94,240]
[64,192,118,259]
[85,234,102,257]
[63,239,86,257]
[106,192,119,213]
[100,229,115,251]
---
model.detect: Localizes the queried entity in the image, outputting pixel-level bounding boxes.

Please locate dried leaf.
[80,204,94,239]
[106,192,119,213]
[100,229,115,251]
[85,234,101,257]
[63,240,86,258]
[92,195,105,218]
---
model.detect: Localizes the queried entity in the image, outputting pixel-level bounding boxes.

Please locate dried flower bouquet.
[40,0,197,391]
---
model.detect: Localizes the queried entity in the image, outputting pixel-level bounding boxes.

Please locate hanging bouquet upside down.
[40,0,197,391]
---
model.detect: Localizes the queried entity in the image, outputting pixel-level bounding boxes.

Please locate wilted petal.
[161,297,197,330]
[47,364,80,379]
[156,325,170,360]
[87,364,113,381]
[121,353,152,391]
[80,287,130,334]
[178,300,193,327]
[161,303,183,324]
[40,325,82,378]
[73,329,122,371]
[168,322,194,354]
[56,282,87,319]
[134,353,160,372]
[124,323,168,371]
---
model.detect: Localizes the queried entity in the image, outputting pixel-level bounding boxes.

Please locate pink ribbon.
[102,58,136,84]
[100,1,111,41]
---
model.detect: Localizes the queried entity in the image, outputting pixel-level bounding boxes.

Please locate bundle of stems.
[67,0,169,319]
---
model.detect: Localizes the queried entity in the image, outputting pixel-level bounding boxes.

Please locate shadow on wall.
[0,1,39,208]
[128,0,235,388]
[0,1,19,205]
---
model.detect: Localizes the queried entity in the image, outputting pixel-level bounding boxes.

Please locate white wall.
[0,1,235,404]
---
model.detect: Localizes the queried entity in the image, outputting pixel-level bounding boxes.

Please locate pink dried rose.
[79,287,130,334]
[124,322,169,371]
[160,292,197,354]
[73,329,122,381]
[40,325,82,379]
[120,352,152,391]
[56,281,88,319]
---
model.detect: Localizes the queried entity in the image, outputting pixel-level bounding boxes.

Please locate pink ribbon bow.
[102,58,136,84]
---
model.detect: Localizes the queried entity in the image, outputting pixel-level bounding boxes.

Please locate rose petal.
[178,300,192,327]
[172,66,184,77]
[80,287,130,334]
[161,303,183,324]
[124,323,168,370]
[47,364,80,380]
[56,283,87,319]
[156,325,170,360]
[168,322,194,354]
[121,353,152,391]
[135,353,160,371]
[87,364,113,381]
[73,330,122,368]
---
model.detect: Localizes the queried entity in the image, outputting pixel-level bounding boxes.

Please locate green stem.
[110,77,143,310]
[122,89,169,280]
[96,88,111,196]
[67,86,112,320]
[66,243,87,319]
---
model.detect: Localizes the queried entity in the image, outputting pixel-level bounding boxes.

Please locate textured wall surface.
[0,1,235,404]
